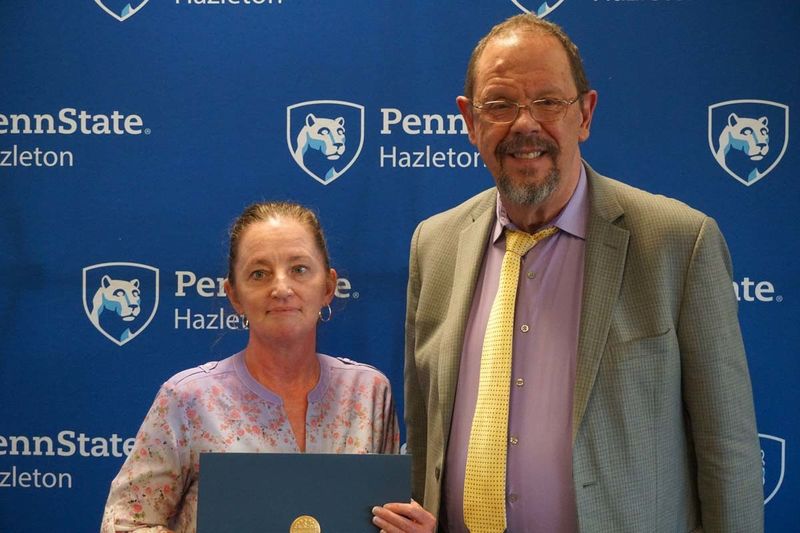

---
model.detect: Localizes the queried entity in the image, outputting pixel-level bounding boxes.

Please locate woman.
[101,201,433,532]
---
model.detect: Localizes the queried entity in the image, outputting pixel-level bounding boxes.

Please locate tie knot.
[505,226,558,257]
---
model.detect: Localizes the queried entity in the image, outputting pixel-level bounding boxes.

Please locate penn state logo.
[287,100,365,185]
[708,99,789,186]
[82,262,159,346]
[95,0,150,22]
[511,0,566,17]
[760,433,785,505]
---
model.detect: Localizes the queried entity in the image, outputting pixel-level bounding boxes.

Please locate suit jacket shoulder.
[589,168,709,237]
[414,188,496,247]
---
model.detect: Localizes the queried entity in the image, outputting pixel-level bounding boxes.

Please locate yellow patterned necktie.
[463,226,558,533]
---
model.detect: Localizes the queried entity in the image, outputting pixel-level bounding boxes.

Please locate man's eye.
[534,99,562,110]
[484,101,515,111]
[251,270,265,280]
[293,265,309,274]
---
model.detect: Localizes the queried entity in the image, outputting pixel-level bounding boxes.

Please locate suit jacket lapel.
[438,191,496,445]
[573,165,630,442]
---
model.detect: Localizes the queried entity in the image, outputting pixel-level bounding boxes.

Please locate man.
[402,14,763,533]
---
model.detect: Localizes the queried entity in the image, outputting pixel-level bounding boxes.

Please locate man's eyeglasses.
[471,95,582,124]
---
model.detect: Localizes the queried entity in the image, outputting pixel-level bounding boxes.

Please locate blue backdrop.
[0,1,796,531]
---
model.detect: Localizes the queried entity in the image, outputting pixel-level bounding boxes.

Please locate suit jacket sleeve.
[677,216,763,532]
[405,220,428,503]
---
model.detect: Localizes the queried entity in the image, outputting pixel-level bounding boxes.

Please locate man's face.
[457,31,596,211]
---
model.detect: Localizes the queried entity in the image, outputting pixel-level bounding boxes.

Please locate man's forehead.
[475,31,568,80]
[483,29,559,56]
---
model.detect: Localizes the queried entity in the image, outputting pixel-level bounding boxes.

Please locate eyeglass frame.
[469,94,585,124]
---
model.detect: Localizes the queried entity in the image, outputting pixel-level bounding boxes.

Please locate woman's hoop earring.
[318,304,332,323]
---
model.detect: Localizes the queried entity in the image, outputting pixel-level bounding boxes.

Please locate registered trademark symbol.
[776,295,783,302]
[144,128,151,135]
[353,292,360,299]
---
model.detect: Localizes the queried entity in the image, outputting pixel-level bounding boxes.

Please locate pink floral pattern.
[101,352,399,532]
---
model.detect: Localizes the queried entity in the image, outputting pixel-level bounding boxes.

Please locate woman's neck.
[243,339,320,397]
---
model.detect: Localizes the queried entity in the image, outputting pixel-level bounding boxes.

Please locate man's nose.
[509,105,542,134]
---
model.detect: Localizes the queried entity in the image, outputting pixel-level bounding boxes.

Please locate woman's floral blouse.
[101,351,399,533]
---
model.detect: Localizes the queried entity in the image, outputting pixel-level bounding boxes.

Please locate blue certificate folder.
[197,452,411,532]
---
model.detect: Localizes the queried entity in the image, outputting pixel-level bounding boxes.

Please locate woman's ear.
[325,268,338,304]
[224,278,243,314]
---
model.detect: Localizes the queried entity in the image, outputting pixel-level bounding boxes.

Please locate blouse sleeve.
[100,384,191,532]
[378,376,401,454]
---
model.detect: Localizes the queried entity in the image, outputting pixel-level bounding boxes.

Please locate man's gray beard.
[496,167,560,206]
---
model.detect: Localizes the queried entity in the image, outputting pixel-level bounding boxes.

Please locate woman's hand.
[371,500,436,533]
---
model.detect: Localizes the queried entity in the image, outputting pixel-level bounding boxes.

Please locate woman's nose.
[270,274,294,298]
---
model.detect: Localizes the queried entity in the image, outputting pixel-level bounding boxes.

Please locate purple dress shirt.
[443,166,588,533]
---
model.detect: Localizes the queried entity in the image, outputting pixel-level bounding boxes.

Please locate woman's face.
[224,217,336,348]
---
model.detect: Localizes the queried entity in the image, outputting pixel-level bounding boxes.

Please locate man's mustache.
[497,135,558,155]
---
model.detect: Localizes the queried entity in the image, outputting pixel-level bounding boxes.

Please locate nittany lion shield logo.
[708,99,789,186]
[95,0,150,22]
[511,0,566,17]
[759,433,786,504]
[287,100,365,185]
[82,262,159,346]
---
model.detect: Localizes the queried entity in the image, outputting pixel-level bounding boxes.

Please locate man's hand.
[371,500,436,533]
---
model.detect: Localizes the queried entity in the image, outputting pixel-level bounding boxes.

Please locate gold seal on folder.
[289,515,321,533]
